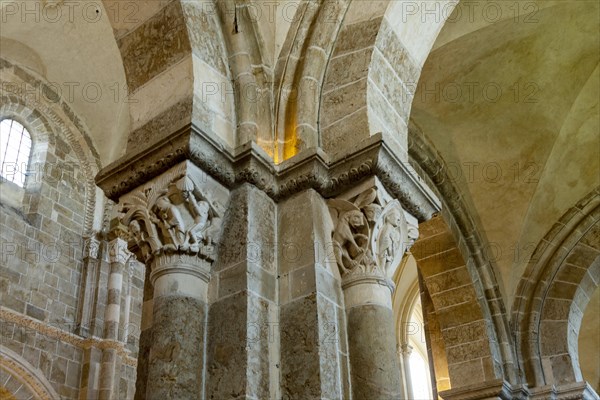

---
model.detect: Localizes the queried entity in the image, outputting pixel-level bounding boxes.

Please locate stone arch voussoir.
[513,187,600,390]
[411,215,503,390]
[319,0,457,159]
[0,345,60,400]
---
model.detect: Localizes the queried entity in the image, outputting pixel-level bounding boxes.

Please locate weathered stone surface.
[436,301,484,330]
[205,290,277,400]
[447,358,486,388]
[332,17,382,57]
[146,295,206,399]
[321,110,370,156]
[206,291,249,398]
[127,98,193,153]
[134,327,153,400]
[217,261,276,302]
[321,78,367,128]
[180,2,228,76]
[346,304,402,399]
[550,354,577,385]
[117,1,191,93]
[217,184,276,273]
[280,294,321,399]
[425,267,471,294]
[431,284,477,310]
[323,47,373,93]
[375,19,421,86]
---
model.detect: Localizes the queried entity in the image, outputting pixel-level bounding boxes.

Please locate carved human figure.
[378,209,403,274]
[129,219,143,244]
[151,196,186,250]
[188,200,211,248]
[178,176,220,249]
[129,220,152,261]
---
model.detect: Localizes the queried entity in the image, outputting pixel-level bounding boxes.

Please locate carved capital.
[83,235,100,259]
[399,343,413,357]
[107,219,129,241]
[108,237,129,264]
[149,253,211,285]
[118,161,228,267]
[328,183,418,280]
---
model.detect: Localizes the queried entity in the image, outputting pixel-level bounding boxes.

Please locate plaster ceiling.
[0,0,130,165]
[411,1,600,302]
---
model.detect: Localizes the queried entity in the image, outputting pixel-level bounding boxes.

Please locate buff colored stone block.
[332,18,382,57]
[145,295,207,400]
[447,358,486,388]
[425,267,471,294]
[117,1,191,93]
[280,294,321,399]
[346,304,402,399]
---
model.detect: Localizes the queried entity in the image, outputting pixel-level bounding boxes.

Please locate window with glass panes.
[1,119,32,187]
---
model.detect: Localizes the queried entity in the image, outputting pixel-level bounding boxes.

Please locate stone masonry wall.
[0,108,90,397]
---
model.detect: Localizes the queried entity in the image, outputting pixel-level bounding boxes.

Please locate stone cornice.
[0,307,137,367]
[528,382,600,400]
[96,124,440,222]
[439,379,530,400]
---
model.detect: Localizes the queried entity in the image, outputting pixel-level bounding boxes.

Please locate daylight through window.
[1,119,32,187]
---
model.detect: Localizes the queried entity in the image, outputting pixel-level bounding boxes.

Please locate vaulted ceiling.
[411,0,600,302]
[1,0,597,306]
[0,1,129,163]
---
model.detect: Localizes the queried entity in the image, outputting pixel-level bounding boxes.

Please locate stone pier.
[328,180,419,400]
[94,128,438,399]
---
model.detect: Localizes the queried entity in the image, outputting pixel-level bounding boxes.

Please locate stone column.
[98,228,128,400]
[145,253,210,399]
[76,235,101,337]
[120,265,133,343]
[343,273,402,398]
[328,180,419,399]
[109,161,228,400]
[400,343,414,399]
[78,235,105,400]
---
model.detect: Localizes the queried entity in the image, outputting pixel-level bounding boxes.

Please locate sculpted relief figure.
[329,188,414,279]
[119,173,224,263]
[377,209,403,276]
[151,195,186,250]
[330,206,372,275]
[329,188,380,277]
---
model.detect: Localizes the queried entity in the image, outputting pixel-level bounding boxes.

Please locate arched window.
[407,298,434,400]
[1,118,32,187]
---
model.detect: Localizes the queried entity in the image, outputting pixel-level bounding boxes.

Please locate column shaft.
[344,278,402,399]
[401,344,415,400]
[99,236,127,400]
[144,254,209,400]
